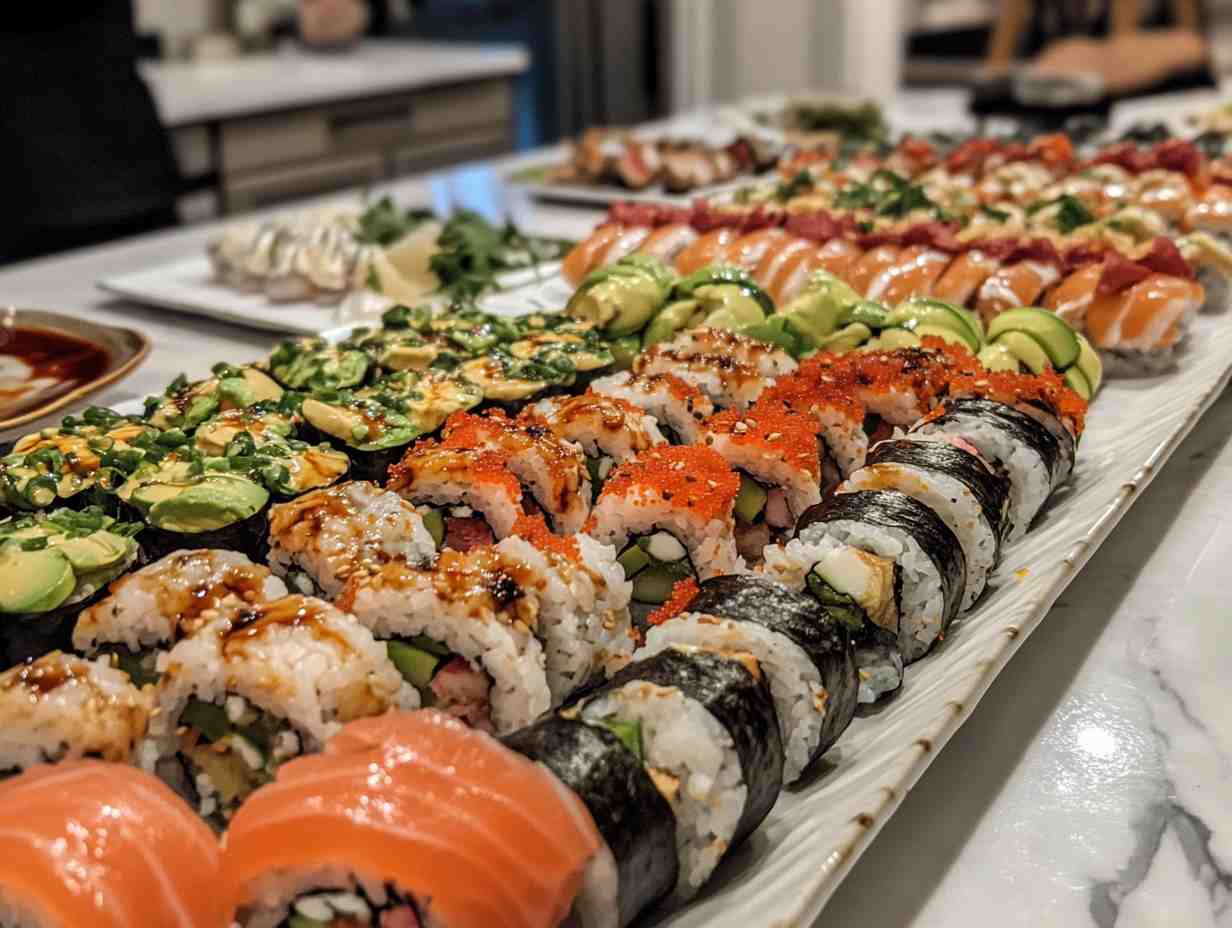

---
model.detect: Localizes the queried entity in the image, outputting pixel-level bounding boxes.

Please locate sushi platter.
[6,113,1232,928]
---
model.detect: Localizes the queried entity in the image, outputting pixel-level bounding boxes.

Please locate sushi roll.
[772,489,967,668]
[566,645,783,900]
[0,761,223,927]
[116,454,271,562]
[839,439,1010,608]
[504,714,679,927]
[267,480,437,597]
[0,508,141,668]
[0,409,156,512]
[588,370,716,444]
[702,402,823,560]
[911,396,1064,540]
[141,594,417,827]
[337,549,553,732]
[632,328,797,409]
[587,445,743,606]
[221,710,609,928]
[73,548,288,682]
[386,443,528,550]
[0,651,152,773]
[759,370,869,480]
[144,364,284,432]
[640,574,857,782]
[519,393,668,498]
[441,410,592,534]
[266,337,371,391]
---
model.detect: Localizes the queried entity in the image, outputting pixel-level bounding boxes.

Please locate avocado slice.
[868,328,922,351]
[568,257,673,337]
[420,508,445,548]
[608,334,641,370]
[886,297,984,351]
[977,343,1022,373]
[837,300,891,330]
[387,640,442,689]
[0,546,75,614]
[994,331,1052,374]
[1075,334,1103,396]
[616,544,651,578]
[912,323,975,350]
[181,698,232,742]
[140,475,269,533]
[739,315,807,357]
[52,531,131,572]
[1064,365,1093,401]
[630,561,692,605]
[819,322,874,353]
[695,284,767,330]
[594,716,645,761]
[671,265,775,316]
[642,300,702,348]
[987,308,1080,370]
[733,473,768,524]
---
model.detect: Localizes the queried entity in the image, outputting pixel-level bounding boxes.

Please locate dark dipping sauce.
[0,327,110,417]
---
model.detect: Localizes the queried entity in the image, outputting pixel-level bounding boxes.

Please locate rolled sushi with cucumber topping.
[141,594,417,828]
[0,507,141,667]
[586,445,743,606]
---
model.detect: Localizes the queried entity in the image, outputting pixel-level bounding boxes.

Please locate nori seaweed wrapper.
[797,489,967,628]
[0,583,113,670]
[913,396,1063,486]
[863,439,1011,554]
[503,716,678,926]
[686,574,858,761]
[579,646,784,856]
[134,506,268,564]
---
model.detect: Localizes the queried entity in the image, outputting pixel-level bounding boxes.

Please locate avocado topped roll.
[633,327,797,410]
[266,481,436,597]
[117,455,271,562]
[839,439,1010,609]
[702,402,823,561]
[641,575,857,783]
[642,265,773,348]
[772,489,967,675]
[588,370,716,445]
[0,508,141,668]
[519,393,668,499]
[141,594,418,828]
[587,446,743,606]
[266,337,371,391]
[457,327,615,409]
[0,650,152,774]
[0,408,157,512]
[503,715,679,928]
[566,645,783,901]
[387,443,529,551]
[336,549,553,733]
[73,550,289,684]
[144,364,284,432]
[441,410,592,534]
[911,397,1063,542]
[566,254,676,338]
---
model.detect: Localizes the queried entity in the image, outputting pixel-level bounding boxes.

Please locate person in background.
[1,2,180,266]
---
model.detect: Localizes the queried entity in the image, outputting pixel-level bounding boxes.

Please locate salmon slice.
[222,710,605,928]
[562,224,626,287]
[974,261,1061,324]
[722,228,792,271]
[931,249,1000,305]
[1085,274,1203,349]
[1044,263,1103,327]
[597,225,653,267]
[0,761,222,928]
[813,238,865,281]
[753,237,813,293]
[866,246,952,303]
[1183,187,1232,235]
[846,244,903,296]
[675,227,740,275]
[769,246,826,304]
[637,223,699,262]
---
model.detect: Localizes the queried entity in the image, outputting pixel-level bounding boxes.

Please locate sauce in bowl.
[0,326,111,419]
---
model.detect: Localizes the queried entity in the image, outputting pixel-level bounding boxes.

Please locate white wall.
[134,0,225,54]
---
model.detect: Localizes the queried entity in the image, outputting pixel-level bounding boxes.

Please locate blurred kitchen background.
[7,0,1232,264]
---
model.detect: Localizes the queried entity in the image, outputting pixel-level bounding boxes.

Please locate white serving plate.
[97,256,565,336]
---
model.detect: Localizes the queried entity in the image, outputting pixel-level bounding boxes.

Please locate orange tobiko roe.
[947,366,1088,436]
[703,401,821,479]
[441,409,584,475]
[758,371,866,426]
[386,440,524,499]
[591,445,740,524]
[511,512,581,561]
[647,577,701,626]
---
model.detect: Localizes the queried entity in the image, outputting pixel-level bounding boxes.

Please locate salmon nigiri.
[1044,262,1104,327]
[846,244,903,296]
[931,249,1000,305]
[1085,273,1204,353]
[722,228,791,271]
[865,246,952,303]
[562,224,626,287]
[974,260,1061,324]
[0,761,223,928]
[675,227,740,275]
[753,236,813,294]
[595,225,653,268]
[767,245,826,304]
[222,709,610,928]
[636,223,698,263]
[812,237,865,280]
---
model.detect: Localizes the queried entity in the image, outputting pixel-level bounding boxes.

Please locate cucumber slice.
[733,473,768,524]
[609,334,642,370]
[1075,333,1103,395]
[631,562,691,604]
[287,917,330,928]
[987,307,1080,369]
[994,330,1052,374]
[804,571,866,632]
[409,634,452,657]
[115,651,159,687]
[912,322,975,349]
[977,343,1022,373]
[869,328,922,351]
[1063,365,1093,401]
[181,699,231,743]
[595,716,645,761]
[420,508,445,548]
[617,544,651,578]
[387,640,442,689]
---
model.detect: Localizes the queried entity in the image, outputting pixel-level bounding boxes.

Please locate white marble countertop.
[141,39,529,128]
[1,131,1229,927]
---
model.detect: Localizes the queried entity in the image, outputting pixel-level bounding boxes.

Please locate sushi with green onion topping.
[144,364,284,432]
[266,337,371,391]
